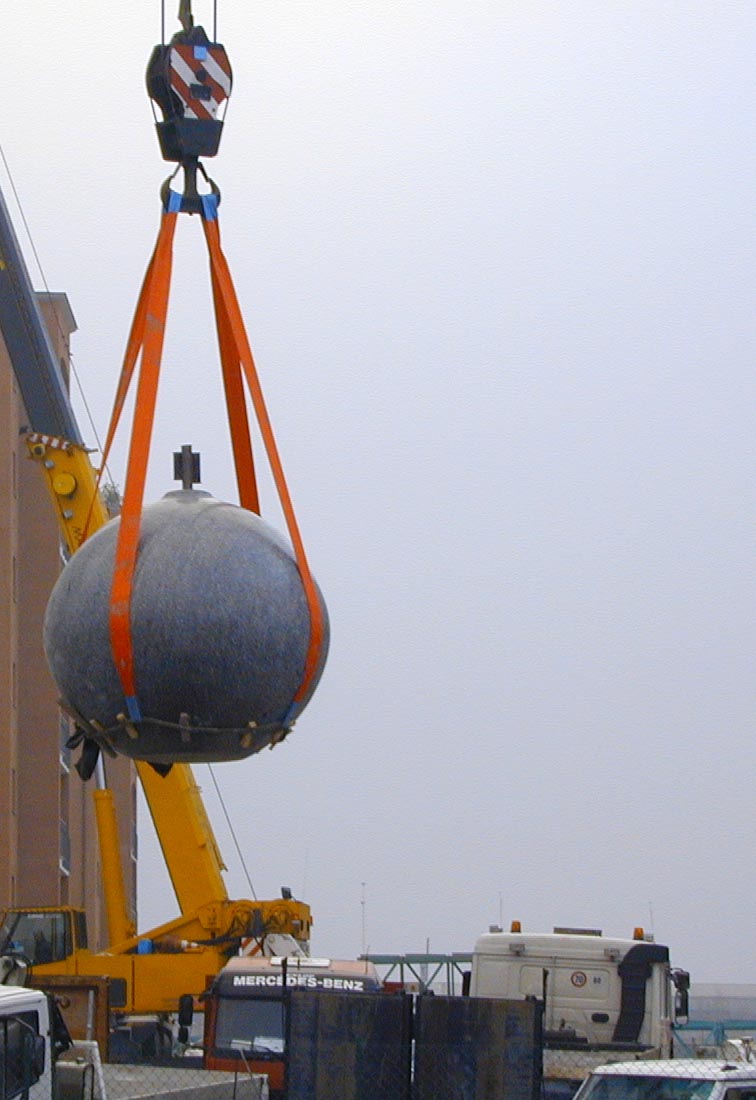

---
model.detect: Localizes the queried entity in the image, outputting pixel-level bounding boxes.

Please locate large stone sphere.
[43,489,329,764]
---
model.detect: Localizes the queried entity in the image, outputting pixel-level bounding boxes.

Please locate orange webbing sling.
[202,203,325,717]
[98,190,324,726]
[107,210,177,719]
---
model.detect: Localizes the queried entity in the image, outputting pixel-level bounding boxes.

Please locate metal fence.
[285,990,542,1100]
[414,996,542,1100]
[285,990,412,1100]
[55,1021,756,1100]
[675,1021,756,1060]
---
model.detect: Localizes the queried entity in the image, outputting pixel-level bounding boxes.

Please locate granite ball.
[43,489,329,764]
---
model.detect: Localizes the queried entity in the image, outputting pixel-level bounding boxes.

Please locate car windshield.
[580,1075,717,1100]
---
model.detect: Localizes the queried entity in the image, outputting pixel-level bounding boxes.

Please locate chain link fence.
[56,1044,268,1100]
[543,1047,669,1093]
[675,1028,756,1062]
[542,1047,756,1100]
[559,1056,756,1100]
[53,1023,756,1100]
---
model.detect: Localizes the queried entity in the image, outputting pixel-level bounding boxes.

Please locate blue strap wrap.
[282,701,302,728]
[166,189,183,214]
[125,695,142,722]
[201,193,220,221]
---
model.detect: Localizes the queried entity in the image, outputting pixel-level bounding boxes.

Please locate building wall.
[0,291,136,950]
[0,351,20,905]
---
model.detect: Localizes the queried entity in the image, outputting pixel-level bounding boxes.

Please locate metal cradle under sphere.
[43,489,329,765]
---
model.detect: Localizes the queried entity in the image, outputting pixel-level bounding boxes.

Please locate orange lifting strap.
[97,195,325,725]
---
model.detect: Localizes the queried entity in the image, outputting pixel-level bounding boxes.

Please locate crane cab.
[0,907,86,969]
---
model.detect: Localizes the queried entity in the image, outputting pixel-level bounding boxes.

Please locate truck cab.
[469,924,690,1096]
[203,956,382,1095]
[0,909,87,969]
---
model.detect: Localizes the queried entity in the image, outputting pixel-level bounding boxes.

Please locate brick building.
[0,291,136,950]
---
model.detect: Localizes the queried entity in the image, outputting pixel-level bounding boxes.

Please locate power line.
[0,141,113,485]
[207,763,257,900]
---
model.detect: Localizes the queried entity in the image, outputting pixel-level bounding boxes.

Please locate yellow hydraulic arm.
[25,433,233,930]
[25,433,109,555]
[136,759,227,915]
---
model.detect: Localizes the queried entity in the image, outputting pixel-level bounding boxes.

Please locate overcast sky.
[3,2,756,982]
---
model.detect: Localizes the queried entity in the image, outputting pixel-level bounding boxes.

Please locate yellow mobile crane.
[0,6,311,1018]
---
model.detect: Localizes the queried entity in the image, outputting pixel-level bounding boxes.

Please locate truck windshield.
[580,1076,716,1100]
[215,998,285,1057]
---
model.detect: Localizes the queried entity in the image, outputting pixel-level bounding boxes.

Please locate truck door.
[0,1008,46,1100]
[519,963,614,1041]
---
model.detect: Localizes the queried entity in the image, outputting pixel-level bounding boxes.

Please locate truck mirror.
[32,1034,46,1078]
[178,993,194,1027]
[671,968,690,1022]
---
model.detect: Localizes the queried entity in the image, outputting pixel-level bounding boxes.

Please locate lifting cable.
[163,1,218,45]
[207,763,257,900]
[0,141,115,491]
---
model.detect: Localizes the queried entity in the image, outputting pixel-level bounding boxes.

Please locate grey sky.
[4,3,756,981]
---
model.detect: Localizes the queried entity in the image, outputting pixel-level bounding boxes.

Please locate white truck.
[573,1059,756,1100]
[468,923,690,1098]
[0,983,55,1100]
[0,973,94,1100]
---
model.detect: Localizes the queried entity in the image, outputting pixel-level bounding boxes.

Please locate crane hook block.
[146,23,232,163]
